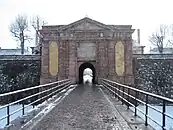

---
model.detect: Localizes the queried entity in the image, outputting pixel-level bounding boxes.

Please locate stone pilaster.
[58,41,65,80]
[108,41,115,80]
[40,41,49,84]
[68,41,76,84]
[124,35,134,85]
[97,40,109,84]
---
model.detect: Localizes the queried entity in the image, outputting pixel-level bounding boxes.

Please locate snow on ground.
[130,105,173,130]
[0,105,33,128]
[0,85,76,129]
[21,87,75,130]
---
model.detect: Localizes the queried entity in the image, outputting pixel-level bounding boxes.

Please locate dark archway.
[79,62,96,84]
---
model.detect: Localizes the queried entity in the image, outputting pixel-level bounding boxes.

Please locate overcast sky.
[0,0,173,52]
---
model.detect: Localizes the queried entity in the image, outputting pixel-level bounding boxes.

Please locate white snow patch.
[37,100,47,108]
[0,105,33,128]
[61,88,69,93]
[70,84,78,87]
[130,105,173,130]
[27,106,39,113]
[0,85,76,129]
[20,86,75,130]
[64,87,75,96]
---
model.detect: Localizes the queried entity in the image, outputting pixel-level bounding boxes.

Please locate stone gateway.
[40,17,134,85]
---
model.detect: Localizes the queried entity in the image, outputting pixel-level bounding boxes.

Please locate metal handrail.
[102,78,173,103]
[101,78,173,130]
[0,79,68,97]
[0,79,71,126]
[0,80,70,110]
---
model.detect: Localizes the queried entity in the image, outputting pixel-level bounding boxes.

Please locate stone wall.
[133,58,173,100]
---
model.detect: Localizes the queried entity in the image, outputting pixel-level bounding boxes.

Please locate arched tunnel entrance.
[79,62,96,84]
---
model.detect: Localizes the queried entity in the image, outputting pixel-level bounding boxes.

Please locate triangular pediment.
[59,17,114,31]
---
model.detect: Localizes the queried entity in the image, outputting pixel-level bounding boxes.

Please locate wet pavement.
[29,84,132,130]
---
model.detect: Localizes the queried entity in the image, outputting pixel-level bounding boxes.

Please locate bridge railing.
[0,79,71,126]
[101,78,173,130]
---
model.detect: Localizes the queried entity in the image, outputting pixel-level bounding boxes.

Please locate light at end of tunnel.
[83,75,93,84]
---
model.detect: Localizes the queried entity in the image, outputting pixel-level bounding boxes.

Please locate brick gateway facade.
[40,17,134,85]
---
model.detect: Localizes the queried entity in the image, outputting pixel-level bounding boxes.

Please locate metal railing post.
[127,88,130,109]
[122,87,125,105]
[145,95,148,126]
[22,92,25,115]
[22,103,25,115]
[0,79,71,127]
[134,91,137,116]
[118,85,120,101]
[114,83,117,98]
[162,100,166,130]
[7,106,10,125]
[100,79,173,130]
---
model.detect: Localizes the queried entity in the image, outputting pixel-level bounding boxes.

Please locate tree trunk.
[21,42,24,55]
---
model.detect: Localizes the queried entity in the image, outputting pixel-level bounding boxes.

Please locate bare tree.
[31,15,46,54]
[167,24,173,46]
[32,15,45,45]
[9,15,30,54]
[149,25,168,54]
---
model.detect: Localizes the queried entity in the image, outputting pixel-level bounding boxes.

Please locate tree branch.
[9,14,29,54]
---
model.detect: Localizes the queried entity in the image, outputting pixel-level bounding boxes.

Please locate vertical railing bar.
[0,79,70,126]
[101,78,173,130]
[22,92,25,116]
[7,105,10,125]
[22,102,25,115]
[127,88,130,109]
[145,94,148,126]
[41,86,44,104]
[122,87,125,105]
[162,100,166,130]
[134,91,137,116]
[113,83,115,98]
[121,86,123,103]
[114,83,117,98]
[118,85,120,101]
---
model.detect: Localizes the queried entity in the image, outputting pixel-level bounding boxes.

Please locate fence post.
[22,103,25,115]
[112,83,117,98]
[127,88,130,109]
[134,91,137,116]
[162,100,166,130]
[145,95,148,126]
[122,87,125,105]
[114,83,116,98]
[118,85,120,101]
[7,106,10,125]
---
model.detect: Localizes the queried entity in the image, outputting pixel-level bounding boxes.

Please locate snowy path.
[0,85,76,130]
[30,84,135,130]
[1,83,172,130]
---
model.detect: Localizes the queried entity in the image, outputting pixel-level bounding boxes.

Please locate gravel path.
[31,84,131,130]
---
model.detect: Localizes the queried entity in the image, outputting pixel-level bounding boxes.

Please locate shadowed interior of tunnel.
[79,62,96,84]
